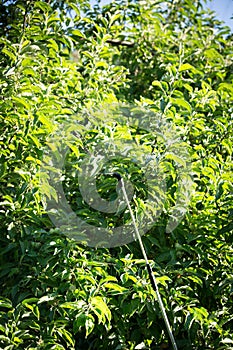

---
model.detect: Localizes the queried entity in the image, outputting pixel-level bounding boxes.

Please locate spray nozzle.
[103,172,122,181]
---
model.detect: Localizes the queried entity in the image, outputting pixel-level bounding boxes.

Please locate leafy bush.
[0,0,232,349]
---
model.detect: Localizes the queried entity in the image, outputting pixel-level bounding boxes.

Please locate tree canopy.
[0,0,232,349]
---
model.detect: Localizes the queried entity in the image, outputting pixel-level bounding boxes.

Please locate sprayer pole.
[115,174,178,350]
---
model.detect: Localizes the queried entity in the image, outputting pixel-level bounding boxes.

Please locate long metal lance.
[112,173,178,350]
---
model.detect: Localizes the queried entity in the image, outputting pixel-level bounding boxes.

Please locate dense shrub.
[0,1,232,349]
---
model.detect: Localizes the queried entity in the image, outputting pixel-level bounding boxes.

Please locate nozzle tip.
[112,172,122,181]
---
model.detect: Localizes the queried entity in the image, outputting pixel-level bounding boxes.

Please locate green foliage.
[0,0,232,349]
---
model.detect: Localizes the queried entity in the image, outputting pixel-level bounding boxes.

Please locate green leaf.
[103,283,127,294]
[100,276,118,284]
[82,51,93,59]
[69,3,80,17]
[218,222,233,234]
[32,305,40,320]
[165,152,186,166]
[60,301,86,310]
[155,275,172,286]
[65,141,80,157]
[39,182,58,201]
[90,296,111,324]
[71,29,86,39]
[96,61,109,69]
[152,80,163,90]
[73,313,87,333]
[34,1,52,12]
[2,47,16,61]
[179,63,195,72]
[183,83,193,93]
[12,96,31,110]
[85,315,95,337]
[109,13,122,27]
[0,298,12,309]
[57,328,74,347]
[38,114,55,132]
[47,38,59,51]
[170,98,192,112]
[22,298,39,305]
[218,83,233,94]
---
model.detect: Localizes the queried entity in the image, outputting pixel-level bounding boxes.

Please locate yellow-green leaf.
[72,29,86,39]
[170,98,192,113]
